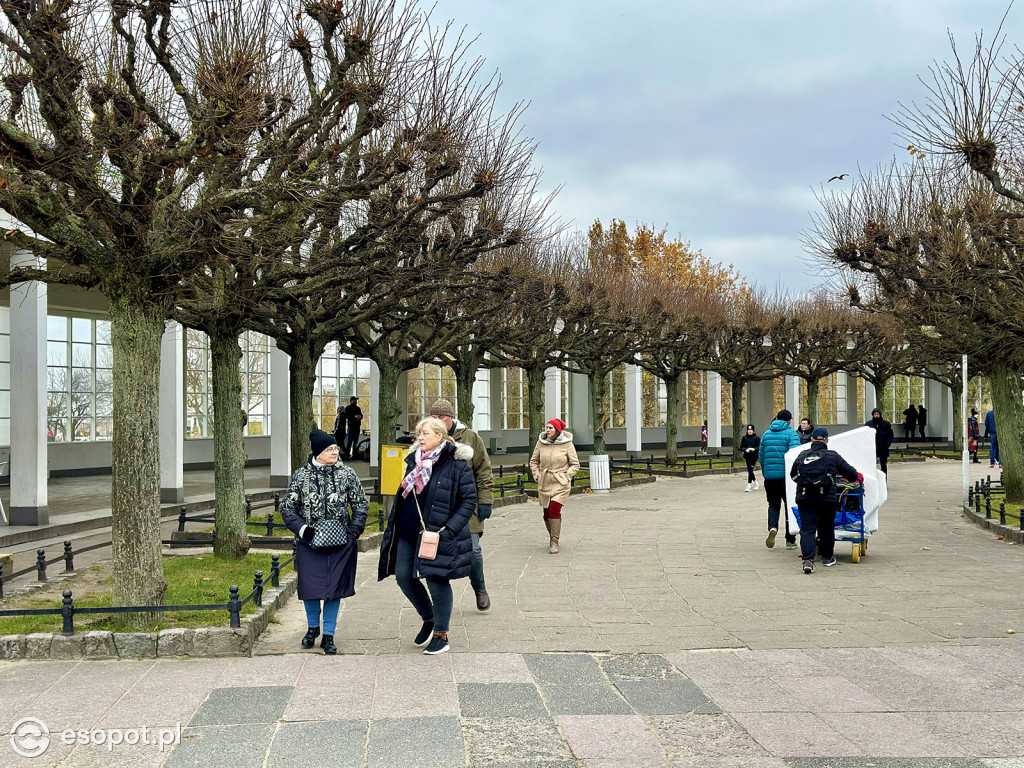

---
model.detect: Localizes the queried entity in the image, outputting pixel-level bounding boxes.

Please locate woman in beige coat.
[529,419,580,554]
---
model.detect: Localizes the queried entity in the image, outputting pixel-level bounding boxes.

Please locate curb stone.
[962,503,1024,545]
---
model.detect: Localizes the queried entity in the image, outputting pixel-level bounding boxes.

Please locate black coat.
[740,433,760,463]
[864,418,894,458]
[378,442,477,582]
[789,443,860,503]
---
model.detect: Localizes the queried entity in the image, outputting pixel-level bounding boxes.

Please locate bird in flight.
[827,173,848,183]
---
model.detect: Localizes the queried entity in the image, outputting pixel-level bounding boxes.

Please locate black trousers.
[919,424,926,440]
[878,456,888,475]
[745,456,757,483]
[796,497,837,562]
[764,478,795,543]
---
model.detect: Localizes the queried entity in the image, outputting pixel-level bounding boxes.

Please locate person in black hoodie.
[790,427,861,573]
[864,408,894,475]
[902,404,918,441]
[796,418,814,444]
[740,424,760,492]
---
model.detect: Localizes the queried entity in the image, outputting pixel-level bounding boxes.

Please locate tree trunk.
[731,378,746,460]
[209,329,251,559]
[664,372,681,465]
[804,376,820,425]
[589,366,609,454]
[452,350,480,426]
[989,361,1024,504]
[288,341,318,472]
[526,364,546,440]
[948,371,964,453]
[108,296,166,626]
[375,357,404,468]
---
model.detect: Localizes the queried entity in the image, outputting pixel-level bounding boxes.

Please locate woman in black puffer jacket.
[378,417,477,656]
[740,424,761,492]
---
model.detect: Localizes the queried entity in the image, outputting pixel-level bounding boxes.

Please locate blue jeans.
[345,427,361,458]
[470,533,485,592]
[394,537,453,633]
[303,599,340,635]
[990,433,1001,464]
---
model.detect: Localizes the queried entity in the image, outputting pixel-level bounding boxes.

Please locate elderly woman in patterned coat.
[281,428,369,655]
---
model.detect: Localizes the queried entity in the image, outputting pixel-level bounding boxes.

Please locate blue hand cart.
[834,479,867,563]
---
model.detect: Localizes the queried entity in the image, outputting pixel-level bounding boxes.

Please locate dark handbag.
[309,518,348,550]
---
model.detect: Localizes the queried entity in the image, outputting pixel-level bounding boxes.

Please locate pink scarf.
[401,445,444,497]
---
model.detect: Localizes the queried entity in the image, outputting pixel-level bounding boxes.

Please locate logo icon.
[10,717,49,758]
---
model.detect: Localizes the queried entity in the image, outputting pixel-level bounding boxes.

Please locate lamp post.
[962,353,969,504]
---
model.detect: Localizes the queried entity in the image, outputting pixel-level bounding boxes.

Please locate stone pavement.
[2,460,1023,766]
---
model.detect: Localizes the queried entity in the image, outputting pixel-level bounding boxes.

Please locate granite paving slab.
[557,714,667,760]
[458,683,549,718]
[266,720,368,768]
[539,684,634,716]
[461,717,575,766]
[647,712,770,758]
[613,679,713,715]
[187,685,293,726]
[164,724,276,768]
[366,716,465,768]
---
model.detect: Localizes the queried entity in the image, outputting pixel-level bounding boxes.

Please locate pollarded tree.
[843,314,919,424]
[0,0,377,616]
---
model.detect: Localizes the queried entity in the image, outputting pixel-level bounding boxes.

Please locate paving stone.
[647,713,769,758]
[371,680,459,719]
[731,712,862,757]
[188,686,293,726]
[48,633,85,659]
[614,679,713,715]
[786,760,988,768]
[540,684,634,716]
[157,628,194,657]
[112,632,157,659]
[0,634,26,660]
[452,653,534,683]
[458,683,549,718]
[557,714,667,760]
[81,631,118,659]
[267,720,368,768]
[524,654,607,685]
[25,632,54,659]
[164,724,275,768]
[366,716,464,768]
[462,717,574,766]
[598,653,683,681]
[817,712,969,757]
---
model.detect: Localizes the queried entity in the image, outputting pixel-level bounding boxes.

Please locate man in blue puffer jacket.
[758,409,802,549]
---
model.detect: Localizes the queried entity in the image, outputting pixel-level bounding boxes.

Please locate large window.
[314,342,371,433]
[185,329,275,438]
[407,363,457,431]
[683,371,707,426]
[0,307,8,446]
[46,315,113,442]
[641,371,667,427]
[500,367,527,430]
[603,365,627,429]
[881,375,926,422]
[472,368,491,432]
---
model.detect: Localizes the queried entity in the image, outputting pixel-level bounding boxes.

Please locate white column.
[707,371,722,448]
[368,361,381,471]
[925,378,949,441]
[9,250,48,524]
[269,346,291,486]
[570,372,592,447]
[159,321,184,503]
[863,379,877,422]
[625,363,643,453]
[785,375,801,420]
[544,367,561,422]
[471,367,491,432]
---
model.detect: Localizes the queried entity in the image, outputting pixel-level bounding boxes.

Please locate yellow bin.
[380,444,409,496]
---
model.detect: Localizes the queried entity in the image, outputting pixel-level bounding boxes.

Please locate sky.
[426,0,1024,290]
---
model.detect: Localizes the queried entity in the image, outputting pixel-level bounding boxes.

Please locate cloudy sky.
[427,0,1023,290]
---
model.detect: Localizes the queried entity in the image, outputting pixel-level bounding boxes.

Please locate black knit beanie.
[309,428,337,457]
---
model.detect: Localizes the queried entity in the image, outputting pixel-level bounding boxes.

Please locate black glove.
[300,526,315,543]
[347,525,363,540]
[477,504,492,522]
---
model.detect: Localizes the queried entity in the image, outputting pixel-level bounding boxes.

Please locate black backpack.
[794,450,834,499]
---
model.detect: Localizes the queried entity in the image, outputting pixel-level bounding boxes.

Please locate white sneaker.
[745,483,751,492]
[753,481,759,490]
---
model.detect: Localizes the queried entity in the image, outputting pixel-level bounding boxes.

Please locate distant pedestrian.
[281,429,369,655]
[378,417,477,655]
[967,409,980,464]
[758,409,801,550]
[902,404,918,441]
[529,419,580,554]
[343,396,363,460]
[797,418,814,444]
[700,420,709,454]
[332,405,345,447]
[865,407,894,475]
[790,428,861,573]
[740,424,760,492]
[985,408,1001,468]
[917,404,927,441]
[429,399,494,612]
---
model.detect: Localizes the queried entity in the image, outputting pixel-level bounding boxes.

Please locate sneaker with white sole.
[822,556,837,567]
[745,483,752,493]
[766,528,777,548]
[423,633,450,655]
[785,540,798,549]
[414,621,434,647]
[803,560,814,574]
[753,481,759,490]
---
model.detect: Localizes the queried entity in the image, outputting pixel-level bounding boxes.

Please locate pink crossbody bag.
[412,493,445,560]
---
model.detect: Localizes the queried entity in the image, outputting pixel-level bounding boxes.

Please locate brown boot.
[548,518,561,554]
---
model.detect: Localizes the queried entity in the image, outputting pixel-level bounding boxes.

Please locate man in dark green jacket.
[430,399,494,610]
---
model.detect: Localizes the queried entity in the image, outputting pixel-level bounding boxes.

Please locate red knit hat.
[547,418,567,433]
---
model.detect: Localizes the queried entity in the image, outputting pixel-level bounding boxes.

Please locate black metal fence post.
[36,549,47,582]
[0,562,5,598]
[270,554,281,588]
[975,490,982,515]
[274,493,280,511]
[985,492,992,519]
[228,585,241,628]
[999,501,1006,525]
[178,507,188,532]
[253,571,264,607]
[245,497,252,518]
[63,541,74,572]
[61,589,74,635]
[266,512,275,536]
